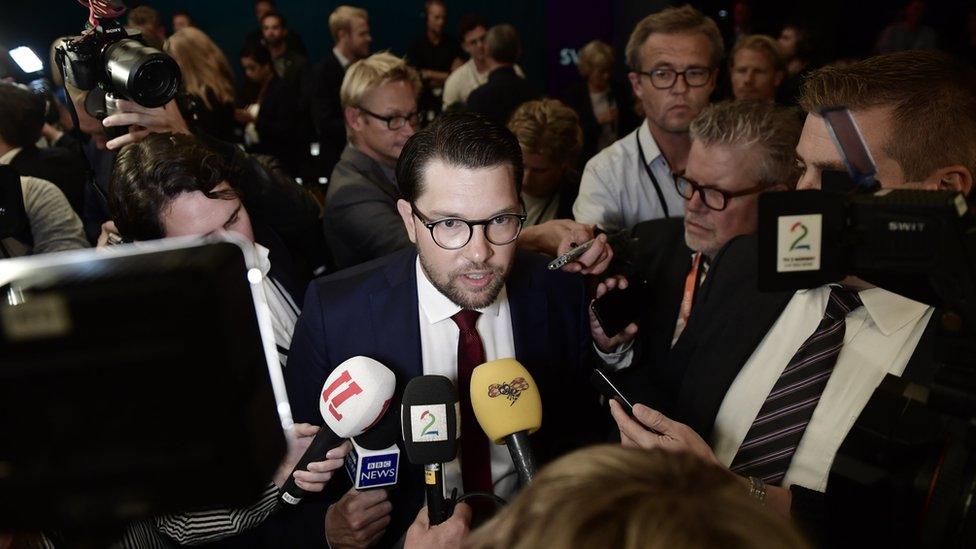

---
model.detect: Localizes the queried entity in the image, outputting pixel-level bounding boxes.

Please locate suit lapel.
[507,252,549,369]
[369,251,423,382]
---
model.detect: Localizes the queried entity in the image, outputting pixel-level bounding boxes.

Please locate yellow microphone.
[470,358,542,485]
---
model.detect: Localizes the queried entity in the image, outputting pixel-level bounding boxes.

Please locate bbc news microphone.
[401,375,460,525]
[470,359,542,486]
[278,356,396,506]
[344,394,402,491]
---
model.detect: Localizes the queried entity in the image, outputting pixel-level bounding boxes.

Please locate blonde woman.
[164,27,239,142]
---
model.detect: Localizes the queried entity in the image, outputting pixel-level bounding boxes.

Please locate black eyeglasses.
[358,107,420,130]
[412,204,527,250]
[673,172,767,211]
[636,67,713,89]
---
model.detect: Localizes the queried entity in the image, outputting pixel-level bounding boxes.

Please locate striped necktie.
[729,286,863,486]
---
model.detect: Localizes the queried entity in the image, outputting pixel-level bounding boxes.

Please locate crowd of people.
[2,0,976,548]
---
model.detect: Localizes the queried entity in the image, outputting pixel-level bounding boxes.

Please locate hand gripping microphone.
[344,394,401,490]
[470,358,542,487]
[278,356,396,505]
[401,375,460,526]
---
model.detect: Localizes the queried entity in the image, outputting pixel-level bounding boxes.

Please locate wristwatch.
[747,476,767,505]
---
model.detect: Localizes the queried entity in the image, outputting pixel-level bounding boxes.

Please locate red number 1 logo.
[321,369,363,421]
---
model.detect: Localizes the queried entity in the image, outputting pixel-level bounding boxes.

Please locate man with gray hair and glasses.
[573,5,724,232]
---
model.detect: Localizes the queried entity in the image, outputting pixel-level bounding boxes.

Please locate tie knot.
[825,286,863,321]
[451,309,481,332]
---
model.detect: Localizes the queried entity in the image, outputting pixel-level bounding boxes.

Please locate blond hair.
[164,28,235,109]
[799,50,976,183]
[507,99,583,166]
[340,51,421,110]
[467,446,810,549]
[690,100,803,188]
[625,5,724,71]
[329,5,369,42]
[731,35,786,72]
[578,40,614,78]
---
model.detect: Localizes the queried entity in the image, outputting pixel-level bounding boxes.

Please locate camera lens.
[104,39,181,108]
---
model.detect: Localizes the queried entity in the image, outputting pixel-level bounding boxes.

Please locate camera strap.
[636,132,670,218]
[54,47,108,206]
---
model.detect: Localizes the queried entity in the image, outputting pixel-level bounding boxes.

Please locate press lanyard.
[636,132,670,218]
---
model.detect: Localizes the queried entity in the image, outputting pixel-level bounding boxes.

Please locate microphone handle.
[424,463,451,525]
[505,431,536,487]
[278,425,344,506]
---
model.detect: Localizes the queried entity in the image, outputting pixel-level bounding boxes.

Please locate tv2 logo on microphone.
[410,404,448,442]
[321,369,362,421]
[488,377,530,405]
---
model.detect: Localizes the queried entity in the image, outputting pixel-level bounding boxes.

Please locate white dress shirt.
[415,259,520,500]
[711,286,933,491]
[332,47,351,70]
[573,120,685,232]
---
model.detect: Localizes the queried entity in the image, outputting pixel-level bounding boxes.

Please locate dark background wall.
[2,1,974,98]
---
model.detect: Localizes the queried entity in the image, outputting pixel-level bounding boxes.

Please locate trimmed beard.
[419,253,508,310]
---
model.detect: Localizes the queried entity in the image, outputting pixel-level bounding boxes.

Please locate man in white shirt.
[442,14,524,111]
[572,5,724,232]
[286,112,635,547]
[610,50,974,537]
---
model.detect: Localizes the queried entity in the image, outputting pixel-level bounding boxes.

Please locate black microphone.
[345,394,402,490]
[401,375,459,526]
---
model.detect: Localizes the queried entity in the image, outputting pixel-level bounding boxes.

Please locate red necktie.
[450,309,493,495]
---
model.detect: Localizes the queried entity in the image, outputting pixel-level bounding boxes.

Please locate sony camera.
[57,15,180,135]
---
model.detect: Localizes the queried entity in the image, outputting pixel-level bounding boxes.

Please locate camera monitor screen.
[0,237,289,531]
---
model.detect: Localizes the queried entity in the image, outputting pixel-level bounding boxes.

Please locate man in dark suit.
[611,100,802,406]
[466,25,539,127]
[310,6,372,179]
[286,113,635,546]
[0,84,87,217]
[610,51,975,541]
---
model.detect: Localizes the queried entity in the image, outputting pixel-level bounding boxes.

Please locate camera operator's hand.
[404,502,472,549]
[271,425,350,492]
[102,99,190,150]
[325,488,393,548]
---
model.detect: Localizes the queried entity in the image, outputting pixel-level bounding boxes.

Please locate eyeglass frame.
[634,66,715,90]
[672,171,769,211]
[410,203,528,250]
[357,106,421,130]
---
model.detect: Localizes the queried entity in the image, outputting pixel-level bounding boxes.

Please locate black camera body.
[59,17,180,113]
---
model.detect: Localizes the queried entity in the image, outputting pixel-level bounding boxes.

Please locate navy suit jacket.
[284,247,603,546]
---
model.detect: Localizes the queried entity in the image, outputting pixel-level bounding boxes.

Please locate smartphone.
[591,279,647,338]
[590,369,634,416]
[547,238,595,270]
[819,107,879,188]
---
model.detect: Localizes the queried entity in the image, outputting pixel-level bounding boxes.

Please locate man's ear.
[396,199,417,244]
[923,165,973,198]
[344,106,362,131]
[627,72,643,102]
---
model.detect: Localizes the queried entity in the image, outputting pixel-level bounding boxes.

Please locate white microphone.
[278,356,395,505]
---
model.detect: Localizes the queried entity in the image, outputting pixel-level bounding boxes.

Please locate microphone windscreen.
[470,358,542,443]
[401,375,459,464]
[319,356,396,439]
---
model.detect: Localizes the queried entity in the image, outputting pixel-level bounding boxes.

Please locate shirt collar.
[0,147,22,165]
[637,120,664,167]
[254,243,272,277]
[333,47,351,69]
[415,257,505,325]
[798,285,931,336]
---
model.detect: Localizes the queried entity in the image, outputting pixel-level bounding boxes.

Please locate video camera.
[56,0,181,136]
[757,108,976,546]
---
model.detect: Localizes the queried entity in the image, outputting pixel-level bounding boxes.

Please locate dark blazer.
[309,51,348,179]
[466,66,539,127]
[562,80,640,168]
[607,218,693,406]
[9,145,87,217]
[322,145,410,271]
[284,247,604,547]
[251,75,312,177]
[659,234,937,434]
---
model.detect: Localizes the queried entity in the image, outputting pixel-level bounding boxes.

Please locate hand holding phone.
[591,278,648,338]
[547,238,595,270]
[590,369,634,416]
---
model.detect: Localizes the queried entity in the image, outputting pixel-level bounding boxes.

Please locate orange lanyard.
[672,252,703,345]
